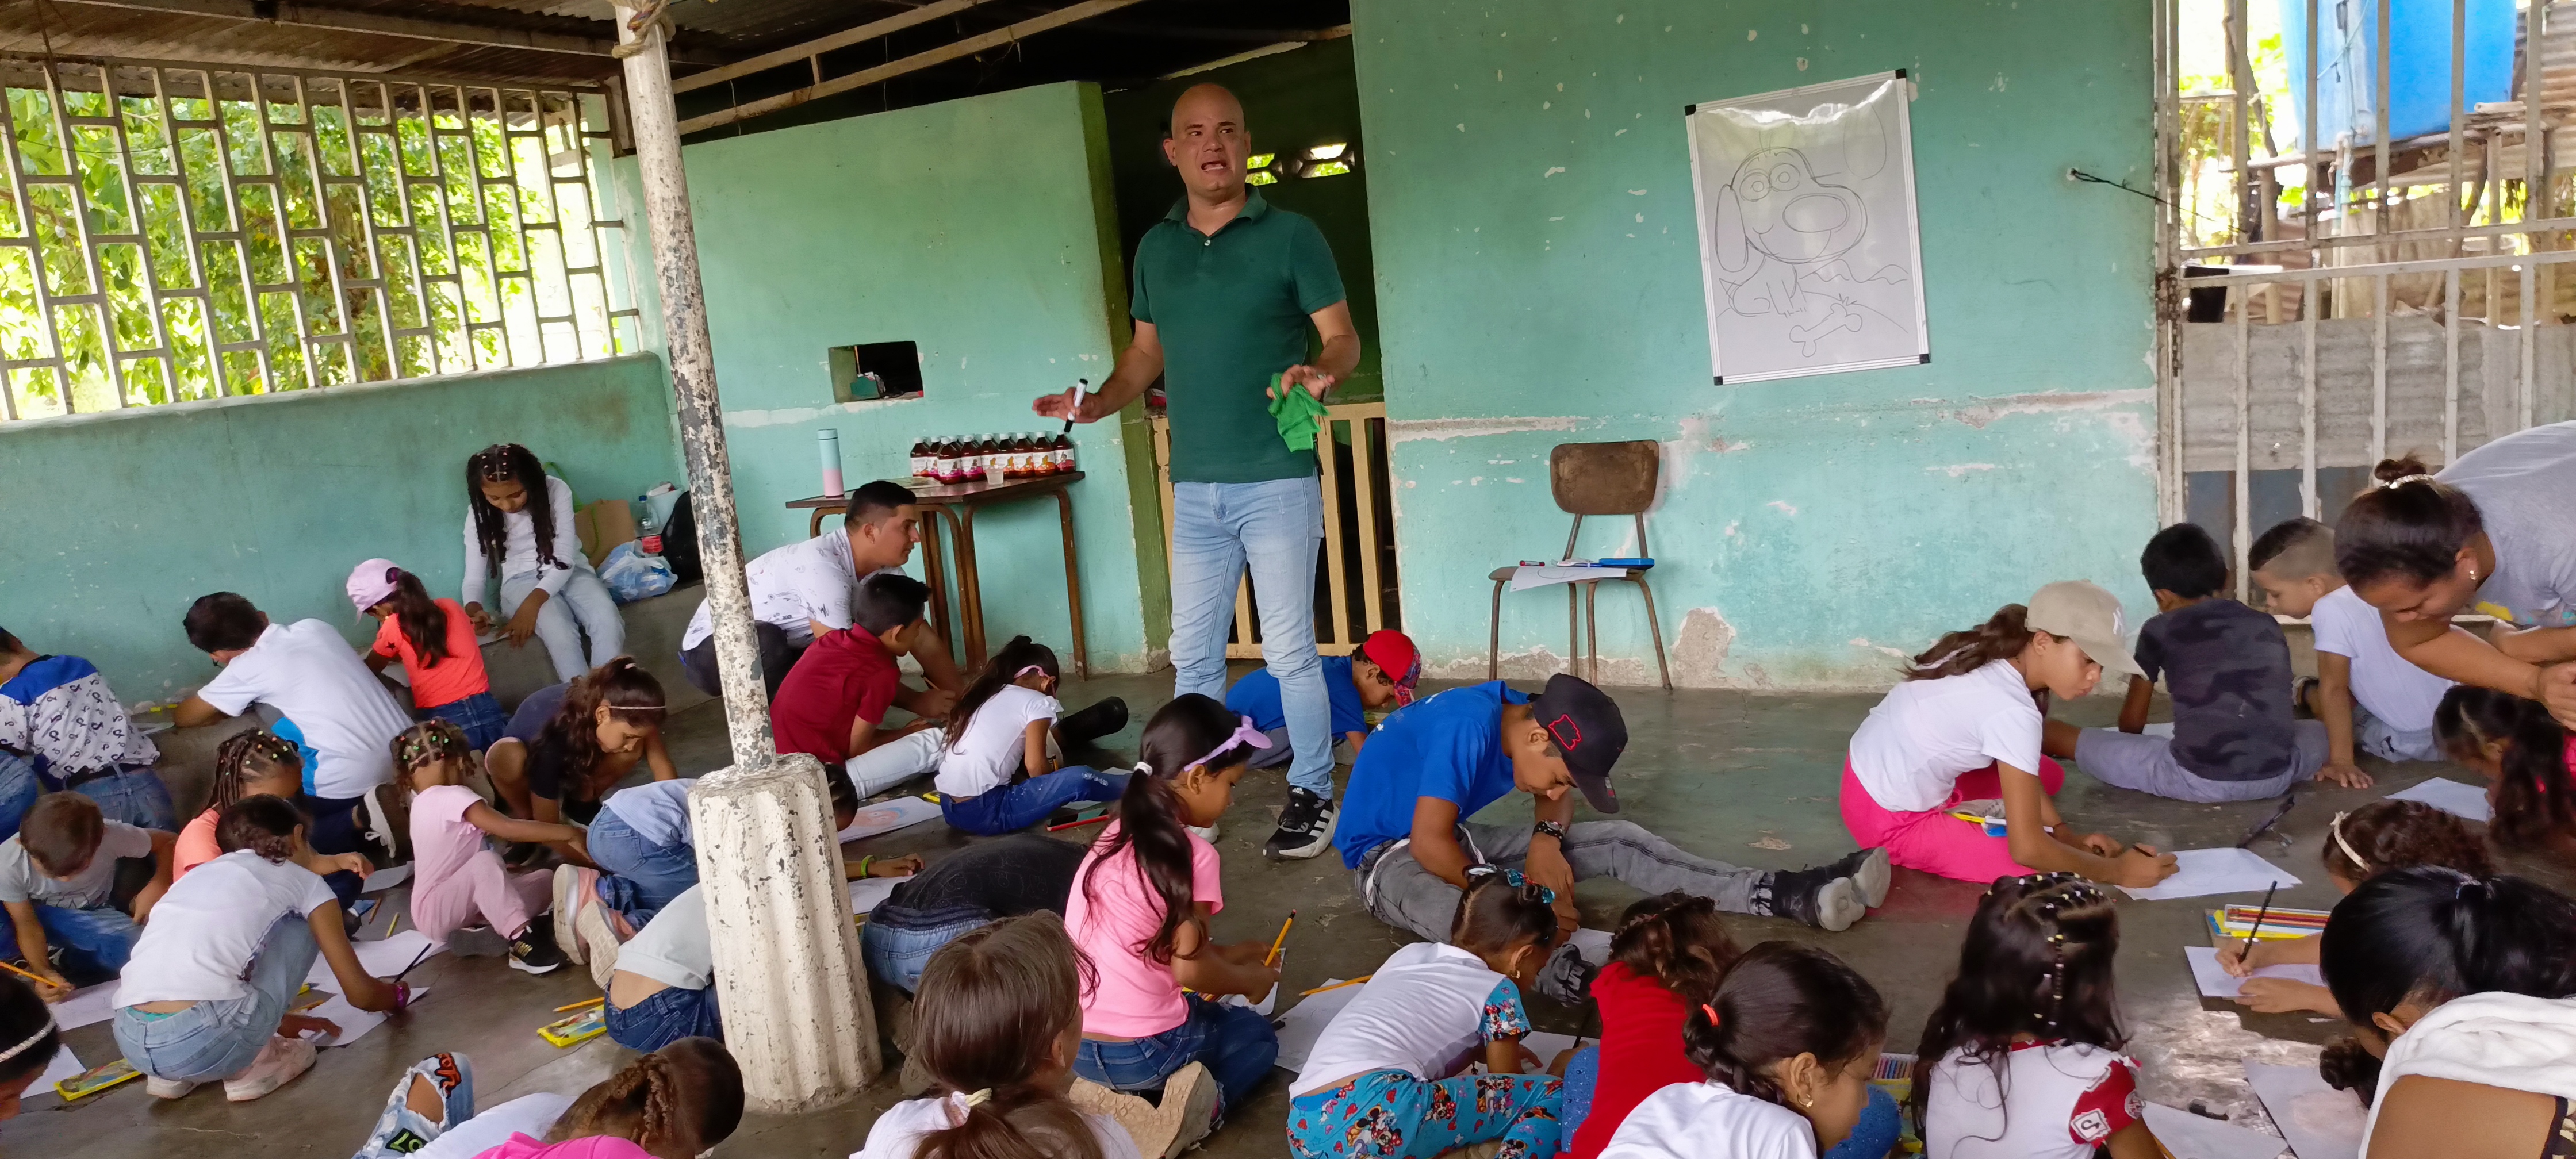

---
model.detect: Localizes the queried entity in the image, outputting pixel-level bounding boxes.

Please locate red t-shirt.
[1570,962,1707,1159]
[771,626,900,764]
[370,598,491,709]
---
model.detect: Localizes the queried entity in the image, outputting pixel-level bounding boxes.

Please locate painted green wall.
[1351,0,2160,688]
[621,82,1159,670]
[0,355,686,700]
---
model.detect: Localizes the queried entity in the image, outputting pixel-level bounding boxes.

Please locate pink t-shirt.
[409,784,489,899]
[473,1135,654,1159]
[1063,822,1224,1039]
[174,808,222,878]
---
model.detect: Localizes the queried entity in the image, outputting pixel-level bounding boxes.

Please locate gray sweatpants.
[2074,720,2329,803]
[1352,820,1770,1003]
[2357,710,2444,763]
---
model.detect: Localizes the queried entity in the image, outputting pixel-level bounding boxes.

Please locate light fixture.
[1247,152,1277,168]
[1304,159,1352,178]
[1305,142,1348,160]
[1246,170,1279,186]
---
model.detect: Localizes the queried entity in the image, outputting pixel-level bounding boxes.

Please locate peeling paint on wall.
[1934,388,2155,429]
[1387,416,1581,443]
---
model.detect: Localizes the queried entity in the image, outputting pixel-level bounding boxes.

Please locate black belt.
[60,765,141,790]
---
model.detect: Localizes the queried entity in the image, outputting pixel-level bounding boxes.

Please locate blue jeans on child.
[425,692,508,753]
[1168,477,1333,800]
[1286,1069,1561,1159]
[1074,993,1278,1118]
[501,567,626,684]
[586,807,697,927]
[938,767,1129,835]
[61,767,175,831]
[0,753,38,845]
[604,985,723,1054]
[114,914,316,1082]
[859,904,994,993]
[355,1053,477,1159]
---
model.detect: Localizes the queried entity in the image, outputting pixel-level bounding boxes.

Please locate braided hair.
[389,719,476,796]
[549,1037,743,1159]
[1909,873,2124,1131]
[1607,891,1743,1006]
[465,443,564,582]
[210,730,302,813]
[1681,941,1886,1108]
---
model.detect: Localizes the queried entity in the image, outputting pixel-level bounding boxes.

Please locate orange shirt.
[370,598,491,709]
[174,807,221,878]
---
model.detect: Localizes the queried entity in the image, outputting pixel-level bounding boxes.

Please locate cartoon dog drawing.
[1709,146,1869,317]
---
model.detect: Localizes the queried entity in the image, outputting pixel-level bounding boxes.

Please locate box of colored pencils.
[2205,904,2328,943]
[1870,1054,1923,1151]
[57,1058,140,1101]
[538,1004,607,1047]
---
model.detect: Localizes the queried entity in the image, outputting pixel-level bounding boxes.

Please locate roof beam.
[671,0,1006,95]
[44,0,735,66]
[676,0,1151,135]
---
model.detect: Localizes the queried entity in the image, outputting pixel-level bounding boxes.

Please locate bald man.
[1035,83,1361,861]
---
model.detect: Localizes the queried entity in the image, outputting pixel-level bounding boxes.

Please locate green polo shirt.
[1130,192,1346,483]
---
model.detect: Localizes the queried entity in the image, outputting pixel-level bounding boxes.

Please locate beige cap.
[2026,581,2142,678]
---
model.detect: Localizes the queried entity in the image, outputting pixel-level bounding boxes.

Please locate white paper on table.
[360,864,412,892]
[29,1043,84,1100]
[2119,848,2303,901]
[2142,1102,2289,1159]
[1271,980,1364,1074]
[48,982,118,1030]
[2184,946,2326,1000]
[1510,565,1623,592]
[1568,928,1613,966]
[298,985,427,1049]
[838,795,943,842]
[2245,1060,2364,1159]
[2386,777,2493,823]
[310,928,442,987]
[847,876,903,916]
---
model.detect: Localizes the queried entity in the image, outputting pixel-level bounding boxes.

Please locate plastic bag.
[597,541,676,603]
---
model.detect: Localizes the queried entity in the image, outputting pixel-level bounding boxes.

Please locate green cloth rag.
[1268,373,1328,452]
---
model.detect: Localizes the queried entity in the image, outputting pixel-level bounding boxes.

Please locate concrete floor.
[13,671,2570,1158]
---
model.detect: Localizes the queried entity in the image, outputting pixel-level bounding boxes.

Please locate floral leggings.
[1286,1068,1561,1159]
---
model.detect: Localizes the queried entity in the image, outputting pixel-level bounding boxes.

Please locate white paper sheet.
[1522,1031,1584,1068]
[310,928,442,987]
[47,982,118,1030]
[30,1043,84,1100]
[2245,1060,2364,1159]
[361,864,413,892]
[2120,848,2303,901]
[838,795,942,842]
[1271,980,1364,1074]
[2185,946,2326,1000]
[1568,928,1613,966]
[2386,777,2493,823]
[1510,565,1625,592]
[2142,1102,2289,1159]
[297,985,427,1048]
[1224,954,1283,1016]
[847,876,903,916]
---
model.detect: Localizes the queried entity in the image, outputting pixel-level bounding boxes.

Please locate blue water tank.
[2277,0,2517,149]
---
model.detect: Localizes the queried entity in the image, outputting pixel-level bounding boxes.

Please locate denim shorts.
[113,915,317,1082]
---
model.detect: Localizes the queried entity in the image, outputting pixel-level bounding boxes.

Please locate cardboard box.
[573,499,638,566]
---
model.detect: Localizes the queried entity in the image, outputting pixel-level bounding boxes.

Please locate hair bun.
[2372,454,2433,483]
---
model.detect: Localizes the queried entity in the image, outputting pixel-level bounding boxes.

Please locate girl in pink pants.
[1839,584,2179,889]
[394,721,579,972]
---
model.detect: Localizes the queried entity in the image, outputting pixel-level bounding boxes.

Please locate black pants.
[1057,698,1128,750]
[679,621,808,699]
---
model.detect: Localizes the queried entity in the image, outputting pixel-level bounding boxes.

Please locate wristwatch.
[1533,819,1567,842]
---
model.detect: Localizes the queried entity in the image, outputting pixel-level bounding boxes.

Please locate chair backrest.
[1549,440,1660,516]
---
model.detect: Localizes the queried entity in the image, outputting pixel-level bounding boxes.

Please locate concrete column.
[611,3,877,1111]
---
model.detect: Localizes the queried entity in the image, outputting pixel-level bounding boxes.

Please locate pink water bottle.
[816,429,844,498]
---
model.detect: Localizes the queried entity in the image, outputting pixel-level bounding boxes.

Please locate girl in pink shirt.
[175,731,304,879]
[1065,694,1281,1141]
[393,721,578,974]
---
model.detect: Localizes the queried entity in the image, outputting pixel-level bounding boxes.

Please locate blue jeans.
[1170,477,1331,798]
[66,767,176,831]
[0,753,39,845]
[114,914,317,1082]
[938,767,1129,835]
[586,808,697,927]
[425,692,508,753]
[1073,993,1278,1117]
[859,905,994,993]
[501,567,626,684]
[604,984,723,1054]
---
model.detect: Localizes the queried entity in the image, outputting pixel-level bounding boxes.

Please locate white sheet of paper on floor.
[310,928,442,988]
[2119,848,2302,901]
[1271,979,1364,1074]
[2386,777,2493,823]
[1223,953,1283,1015]
[2245,1060,2364,1159]
[361,864,412,892]
[2185,946,2326,1001]
[1523,1031,1582,1068]
[47,982,118,1030]
[297,985,427,1049]
[847,876,902,916]
[30,1042,83,1100]
[838,795,942,843]
[2141,721,2177,738]
[2142,1102,2288,1159]
[1568,928,1612,966]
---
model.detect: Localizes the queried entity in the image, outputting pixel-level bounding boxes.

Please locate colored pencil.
[0,958,53,988]
[2240,882,2279,954]
[1265,911,1295,966]
[1048,812,1113,832]
[390,945,434,984]
[555,996,606,1013]
[1299,974,1371,996]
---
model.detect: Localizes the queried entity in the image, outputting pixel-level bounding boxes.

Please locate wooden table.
[786,471,1087,676]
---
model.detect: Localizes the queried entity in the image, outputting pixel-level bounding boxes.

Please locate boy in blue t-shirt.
[1336,673,1889,1003]
[1227,630,1419,863]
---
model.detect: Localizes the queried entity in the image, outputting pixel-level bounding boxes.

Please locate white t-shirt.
[850,1092,1145,1159]
[114,849,337,1006]
[600,779,696,848]
[616,883,711,992]
[416,1093,573,1159]
[1599,1080,1819,1159]
[194,619,412,799]
[461,474,591,607]
[681,528,861,650]
[1291,941,1530,1097]
[2310,585,2453,734]
[1847,659,2044,813]
[935,685,1063,798]
[1925,1041,2142,1159]
[2440,419,2576,630]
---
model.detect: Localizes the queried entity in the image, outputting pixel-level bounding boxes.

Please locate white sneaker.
[1186,823,1220,843]
[144,1076,200,1099]
[551,864,589,967]
[224,1035,317,1102]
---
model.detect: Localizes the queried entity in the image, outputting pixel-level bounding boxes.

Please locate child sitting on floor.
[355,1039,743,1159]
[603,883,720,1054]
[1843,583,2177,888]
[1916,874,2156,1159]
[858,913,1149,1159]
[1227,628,1420,861]
[351,559,506,751]
[1065,694,1279,1148]
[860,833,1087,993]
[1600,942,1890,1159]
[2215,798,2493,1016]
[1,792,174,994]
[462,443,626,685]
[2053,524,2341,800]
[1289,867,1568,1159]
[177,731,305,878]
[485,659,678,841]
[394,720,572,973]
[770,572,949,799]
[0,625,174,830]
[1562,892,1742,1157]
[935,636,1129,835]
[2251,518,2454,777]
[2433,684,2576,856]
[113,795,404,1103]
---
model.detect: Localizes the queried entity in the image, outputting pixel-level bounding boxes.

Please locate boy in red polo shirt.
[770,573,946,797]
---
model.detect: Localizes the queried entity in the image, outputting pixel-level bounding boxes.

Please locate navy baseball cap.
[1529,673,1627,813]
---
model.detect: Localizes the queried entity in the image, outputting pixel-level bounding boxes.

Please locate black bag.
[661,491,704,587]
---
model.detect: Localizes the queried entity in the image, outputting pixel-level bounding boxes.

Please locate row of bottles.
[910,433,1075,483]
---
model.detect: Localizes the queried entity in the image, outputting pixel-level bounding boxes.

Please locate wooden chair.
[1486,440,1672,690]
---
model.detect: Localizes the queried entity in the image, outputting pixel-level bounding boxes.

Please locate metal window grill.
[0,54,640,421]
[2152,0,2576,603]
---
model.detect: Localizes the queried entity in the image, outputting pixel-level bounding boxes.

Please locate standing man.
[1034,83,1360,860]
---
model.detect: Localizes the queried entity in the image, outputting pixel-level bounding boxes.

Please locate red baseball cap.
[1357,630,1422,705]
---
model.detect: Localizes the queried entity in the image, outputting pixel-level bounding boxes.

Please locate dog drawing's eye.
[1742,173,1770,199]
[1769,164,1800,191]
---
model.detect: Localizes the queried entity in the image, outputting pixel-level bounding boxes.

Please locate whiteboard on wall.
[1685,71,1929,385]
